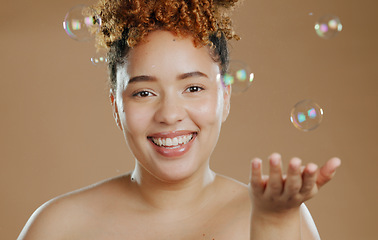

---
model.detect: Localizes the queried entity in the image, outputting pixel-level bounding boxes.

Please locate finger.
[283,157,302,199]
[265,153,284,197]
[316,157,341,187]
[250,158,264,196]
[300,163,318,197]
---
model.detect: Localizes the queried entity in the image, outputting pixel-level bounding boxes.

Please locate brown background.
[1,0,377,239]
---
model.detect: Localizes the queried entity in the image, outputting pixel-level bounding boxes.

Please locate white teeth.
[151,134,193,147]
[166,138,172,146]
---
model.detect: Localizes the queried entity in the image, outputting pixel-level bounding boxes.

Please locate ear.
[222,84,231,122]
[109,89,123,131]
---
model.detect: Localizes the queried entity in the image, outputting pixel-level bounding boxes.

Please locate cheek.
[123,104,153,135]
[188,91,224,126]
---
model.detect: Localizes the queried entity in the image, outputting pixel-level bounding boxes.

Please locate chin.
[148,161,203,184]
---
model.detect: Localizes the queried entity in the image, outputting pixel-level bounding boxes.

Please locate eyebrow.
[177,71,209,80]
[128,71,209,84]
[128,75,157,84]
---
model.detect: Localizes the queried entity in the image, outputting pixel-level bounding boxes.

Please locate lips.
[150,134,193,147]
[147,131,197,158]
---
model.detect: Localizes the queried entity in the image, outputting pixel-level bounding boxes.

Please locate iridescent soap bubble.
[223,60,254,94]
[314,15,342,39]
[63,5,101,41]
[290,99,324,131]
[90,53,108,66]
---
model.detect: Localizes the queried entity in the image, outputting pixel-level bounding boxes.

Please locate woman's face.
[112,30,231,182]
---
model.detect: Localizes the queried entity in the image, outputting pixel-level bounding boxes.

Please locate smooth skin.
[250,153,341,240]
[18,31,341,240]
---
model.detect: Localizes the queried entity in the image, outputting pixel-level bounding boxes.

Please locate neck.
[130,162,216,212]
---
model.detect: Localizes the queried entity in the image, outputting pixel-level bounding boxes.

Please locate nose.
[154,94,186,125]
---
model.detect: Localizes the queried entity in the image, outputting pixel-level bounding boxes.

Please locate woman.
[18,0,341,239]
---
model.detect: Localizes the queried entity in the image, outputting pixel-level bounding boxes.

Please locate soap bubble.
[314,15,342,39]
[90,49,108,66]
[290,99,324,131]
[90,53,108,66]
[223,60,254,94]
[63,5,101,41]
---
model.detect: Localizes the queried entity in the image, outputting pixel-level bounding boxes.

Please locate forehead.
[125,30,219,77]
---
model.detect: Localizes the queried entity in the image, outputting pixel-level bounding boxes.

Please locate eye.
[133,90,153,98]
[185,85,204,93]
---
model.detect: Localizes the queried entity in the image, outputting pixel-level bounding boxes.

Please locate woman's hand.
[249,153,341,216]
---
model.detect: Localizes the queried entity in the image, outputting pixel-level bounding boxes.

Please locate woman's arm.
[249,153,341,240]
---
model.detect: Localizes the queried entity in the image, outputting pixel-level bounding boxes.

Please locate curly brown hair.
[91,0,242,89]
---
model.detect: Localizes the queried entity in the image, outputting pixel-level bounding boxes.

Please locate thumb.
[316,157,341,187]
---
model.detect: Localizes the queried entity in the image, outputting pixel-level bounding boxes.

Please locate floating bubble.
[223,60,254,94]
[63,5,101,41]
[290,99,324,131]
[90,53,108,66]
[314,15,342,39]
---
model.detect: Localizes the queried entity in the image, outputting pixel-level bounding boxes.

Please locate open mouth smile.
[147,132,197,157]
[149,134,194,148]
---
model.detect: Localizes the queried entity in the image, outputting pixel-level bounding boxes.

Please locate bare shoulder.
[215,173,250,202]
[17,174,132,240]
[212,174,251,239]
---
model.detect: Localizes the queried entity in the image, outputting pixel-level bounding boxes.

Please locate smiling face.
[112,30,231,182]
